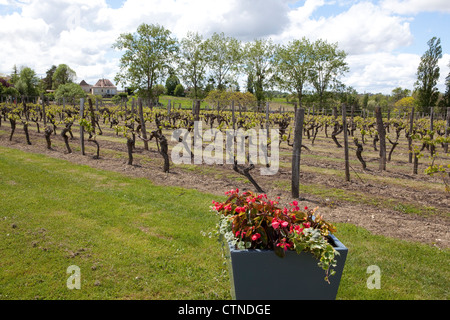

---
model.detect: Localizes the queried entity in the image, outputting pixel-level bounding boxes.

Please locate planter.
[223,234,348,300]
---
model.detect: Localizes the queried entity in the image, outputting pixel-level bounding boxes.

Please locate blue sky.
[0,0,449,94]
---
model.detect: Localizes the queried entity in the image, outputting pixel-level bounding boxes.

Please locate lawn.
[0,146,448,300]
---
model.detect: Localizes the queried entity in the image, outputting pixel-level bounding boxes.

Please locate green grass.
[0,146,448,300]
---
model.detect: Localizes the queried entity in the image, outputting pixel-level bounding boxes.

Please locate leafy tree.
[10,65,19,85]
[52,64,76,89]
[55,83,86,103]
[309,39,348,109]
[391,87,411,103]
[438,60,450,111]
[178,31,210,99]
[165,70,180,96]
[244,38,276,107]
[113,23,178,108]
[274,37,313,108]
[394,96,416,113]
[174,83,185,97]
[15,67,40,97]
[42,65,57,91]
[205,32,242,91]
[414,37,442,113]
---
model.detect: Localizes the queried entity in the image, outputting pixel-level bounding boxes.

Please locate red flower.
[281,221,288,228]
[292,200,298,206]
[303,222,311,228]
[304,206,308,210]
[251,233,261,241]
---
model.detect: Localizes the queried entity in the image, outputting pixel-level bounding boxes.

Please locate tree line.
[113,24,449,115]
[112,23,349,111]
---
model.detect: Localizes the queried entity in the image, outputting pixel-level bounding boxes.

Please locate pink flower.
[272,219,280,229]
[292,200,298,206]
[281,221,288,228]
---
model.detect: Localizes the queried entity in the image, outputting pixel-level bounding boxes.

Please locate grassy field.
[0,146,448,300]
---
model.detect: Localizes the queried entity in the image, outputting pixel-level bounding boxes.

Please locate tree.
[42,65,57,91]
[438,60,450,111]
[52,64,76,89]
[174,83,185,97]
[309,39,348,109]
[274,37,313,108]
[113,23,178,108]
[178,31,210,99]
[244,38,276,107]
[15,67,40,97]
[205,32,242,91]
[391,87,411,103]
[165,70,180,96]
[414,37,442,113]
[10,65,19,85]
[394,96,416,113]
[55,83,86,103]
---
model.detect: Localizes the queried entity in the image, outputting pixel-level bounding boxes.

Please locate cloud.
[276,1,413,54]
[0,0,448,94]
[344,52,420,94]
[380,0,450,15]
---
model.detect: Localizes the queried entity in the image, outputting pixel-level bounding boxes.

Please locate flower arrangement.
[212,189,340,282]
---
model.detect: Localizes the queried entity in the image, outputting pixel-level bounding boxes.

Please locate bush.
[174,83,185,97]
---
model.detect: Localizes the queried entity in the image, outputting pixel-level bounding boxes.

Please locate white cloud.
[344,52,420,94]
[0,0,448,95]
[380,0,450,15]
[276,1,413,54]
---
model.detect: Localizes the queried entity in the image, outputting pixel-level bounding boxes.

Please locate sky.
[0,0,449,95]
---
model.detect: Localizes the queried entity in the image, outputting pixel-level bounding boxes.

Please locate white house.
[90,79,117,97]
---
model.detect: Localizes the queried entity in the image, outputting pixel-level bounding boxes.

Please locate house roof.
[80,80,91,86]
[93,79,116,88]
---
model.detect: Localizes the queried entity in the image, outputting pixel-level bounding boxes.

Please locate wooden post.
[168,99,171,115]
[138,98,149,150]
[444,107,450,153]
[375,106,386,171]
[80,98,85,156]
[342,104,350,182]
[408,107,415,163]
[41,95,46,126]
[291,105,304,199]
[231,101,236,130]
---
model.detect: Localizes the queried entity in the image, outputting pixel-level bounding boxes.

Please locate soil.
[1,122,448,249]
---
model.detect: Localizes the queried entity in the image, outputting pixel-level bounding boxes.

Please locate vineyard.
[1,97,449,249]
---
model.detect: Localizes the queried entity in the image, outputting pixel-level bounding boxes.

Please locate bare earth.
[1,125,448,249]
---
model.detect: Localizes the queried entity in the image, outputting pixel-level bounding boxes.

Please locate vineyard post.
[291,105,305,199]
[79,98,85,156]
[430,107,435,156]
[342,104,350,182]
[408,107,415,163]
[168,99,171,115]
[445,107,449,153]
[41,94,46,126]
[375,106,386,170]
[138,98,149,150]
[231,101,236,130]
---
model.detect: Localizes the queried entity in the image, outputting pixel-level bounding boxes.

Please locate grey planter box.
[224,234,348,300]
